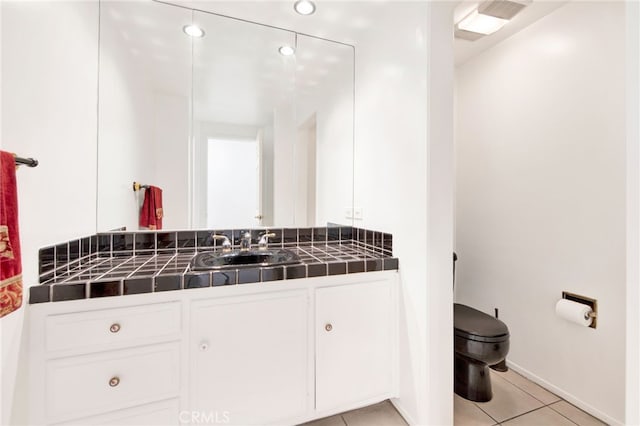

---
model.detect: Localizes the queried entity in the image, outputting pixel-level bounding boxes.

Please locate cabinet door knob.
[109,376,120,387]
[109,323,121,333]
[199,341,209,351]
[325,323,333,332]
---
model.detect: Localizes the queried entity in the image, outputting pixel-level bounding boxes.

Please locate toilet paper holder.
[562,291,598,329]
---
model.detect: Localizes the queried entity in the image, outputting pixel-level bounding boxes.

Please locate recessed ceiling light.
[294,0,316,16]
[279,45,295,56]
[183,24,205,38]
[456,9,508,35]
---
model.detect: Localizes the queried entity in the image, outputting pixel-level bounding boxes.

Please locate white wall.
[311,83,354,227]
[354,3,454,424]
[626,1,640,424]
[0,2,99,423]
[153,92,190,230]
[97,20,155,231]
[297,91,353,227]
[295,36,354,228]
[98,88,189,232]
[273,102,296,226]
[424,5,455,424]
[455,2,626,423]
[261,125,275,226]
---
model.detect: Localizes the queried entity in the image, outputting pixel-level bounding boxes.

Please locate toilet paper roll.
[555,299,593,327]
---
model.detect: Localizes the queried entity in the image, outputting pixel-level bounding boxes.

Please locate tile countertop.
[29,242,399,304]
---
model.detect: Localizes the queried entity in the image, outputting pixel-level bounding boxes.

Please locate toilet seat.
[454,303,509,343]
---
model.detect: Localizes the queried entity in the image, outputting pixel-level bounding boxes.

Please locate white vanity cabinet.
[189,290,309,425]
[28,301,182,425]
[28,272,398,425]
[315,279,395,412]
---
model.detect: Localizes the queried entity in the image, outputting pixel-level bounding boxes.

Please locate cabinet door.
[315,280,394,412]
[190,291,308,425]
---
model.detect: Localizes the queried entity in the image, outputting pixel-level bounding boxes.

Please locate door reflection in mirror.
[206,137,260,229]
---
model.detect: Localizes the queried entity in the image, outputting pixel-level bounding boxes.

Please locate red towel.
[0,151,23,317]
[139,186,163,230]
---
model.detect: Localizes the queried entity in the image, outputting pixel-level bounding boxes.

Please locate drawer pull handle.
[200,341,209,352]
[325,323,333,332]
[109,376,120,387]
[109,323,121,333]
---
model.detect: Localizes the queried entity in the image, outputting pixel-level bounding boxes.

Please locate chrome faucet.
[258,232,276,250]
[211,234,232,253]
[240,232,252,251]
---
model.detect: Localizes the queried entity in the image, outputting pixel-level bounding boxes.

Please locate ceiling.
[169,0,569,67]
[101,0,571,126]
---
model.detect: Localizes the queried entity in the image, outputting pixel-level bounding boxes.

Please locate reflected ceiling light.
[456,9,507,35]
[294,0,316,15]
[183,24,205,38]
[279,45,295,56]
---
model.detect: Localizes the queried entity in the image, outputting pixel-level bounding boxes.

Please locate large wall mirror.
[96,1,354,232]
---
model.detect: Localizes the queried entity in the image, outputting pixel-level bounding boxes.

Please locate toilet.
[454,303,510,402]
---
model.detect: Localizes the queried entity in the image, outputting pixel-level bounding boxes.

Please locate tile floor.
[302,401,408,426]
[302,369,607,426]
[455,369,606,426]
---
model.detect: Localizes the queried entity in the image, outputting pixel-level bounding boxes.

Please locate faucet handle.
[258,231,276,250]
[211,234,232,252]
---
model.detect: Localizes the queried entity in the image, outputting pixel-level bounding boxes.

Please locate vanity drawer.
[55,399,180,425]
[45,302,181,353]
[46,343,180,423]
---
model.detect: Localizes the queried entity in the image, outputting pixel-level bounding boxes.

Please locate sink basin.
[190,249,302,271]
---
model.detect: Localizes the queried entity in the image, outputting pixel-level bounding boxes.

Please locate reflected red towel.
[139,186,163,230]
[0,151,23,317]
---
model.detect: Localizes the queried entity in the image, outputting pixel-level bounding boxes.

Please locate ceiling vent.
[479,0,529,20]
[455,0,531,41]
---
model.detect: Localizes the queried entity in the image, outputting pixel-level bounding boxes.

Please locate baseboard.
[506,360,623,426]
[390,398,417,426]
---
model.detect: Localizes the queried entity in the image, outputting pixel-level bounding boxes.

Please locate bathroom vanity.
[27,227,399,425]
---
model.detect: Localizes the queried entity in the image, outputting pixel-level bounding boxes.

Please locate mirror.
[96,1,354,232]
[97,1,192,231]
[190,12,297,229]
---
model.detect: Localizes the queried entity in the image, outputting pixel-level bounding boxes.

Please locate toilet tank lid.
[454,303,509,339]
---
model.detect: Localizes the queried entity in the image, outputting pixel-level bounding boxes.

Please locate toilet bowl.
[454,303,510,402]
